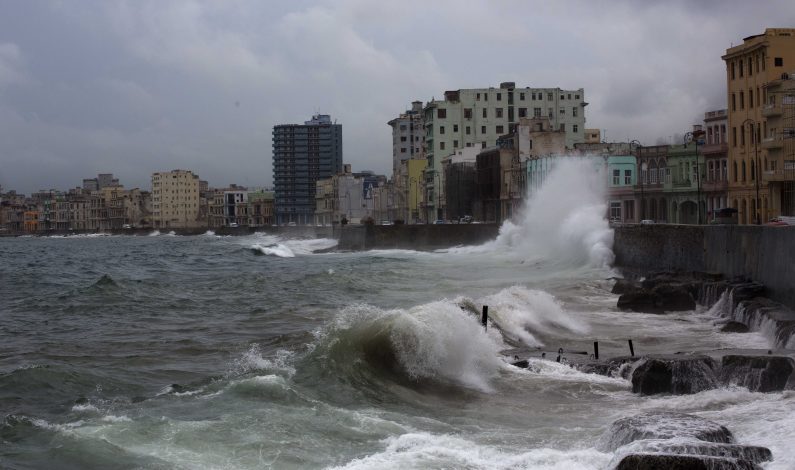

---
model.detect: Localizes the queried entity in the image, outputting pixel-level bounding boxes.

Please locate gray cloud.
[1,0,794,194]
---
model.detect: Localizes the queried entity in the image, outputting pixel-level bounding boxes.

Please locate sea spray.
[448,158,614,268]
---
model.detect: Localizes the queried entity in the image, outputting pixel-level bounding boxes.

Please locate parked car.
[122,224,132,229]
[766,217,792,226]
[459,215,473,224]
[381,220,393,225]
[433,219,445,224]
[640,219,655,225]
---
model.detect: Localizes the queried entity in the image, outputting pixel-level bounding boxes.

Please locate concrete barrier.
[336,223,501,251]
[614,224,795,308]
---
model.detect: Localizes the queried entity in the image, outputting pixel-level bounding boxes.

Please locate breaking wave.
[247,235,337,258]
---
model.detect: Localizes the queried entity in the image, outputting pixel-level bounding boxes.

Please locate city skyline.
[2,1,795,194]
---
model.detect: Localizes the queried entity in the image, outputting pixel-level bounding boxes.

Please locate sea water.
[1,160,792,469]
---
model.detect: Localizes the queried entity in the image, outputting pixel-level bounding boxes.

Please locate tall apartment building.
[762,72,795,217]
[388,101,425,178]
[272,114,343,225]
[422,82,587,219]
[151,169,201,229]
[722,28,795,224]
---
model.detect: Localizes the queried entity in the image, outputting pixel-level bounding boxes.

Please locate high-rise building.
[151,169,201,229]
[722,28,795,224]
[387,101,425,178]
[272,114,343,225]
[421,82,587,220]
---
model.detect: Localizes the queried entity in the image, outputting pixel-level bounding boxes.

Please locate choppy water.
[2,161,793,469]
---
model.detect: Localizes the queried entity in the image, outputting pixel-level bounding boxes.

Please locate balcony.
[699,142,728,156]
[762,136,782,150]
[762,169,795,182]
[762,103,782,117]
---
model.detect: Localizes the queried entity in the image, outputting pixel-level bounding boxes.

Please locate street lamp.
[742,118,761,224]
[630,140,643,221]
[684,130,706,224]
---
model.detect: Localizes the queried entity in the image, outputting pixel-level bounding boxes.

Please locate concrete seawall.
[614,225,795,308]
[337,224,501,251]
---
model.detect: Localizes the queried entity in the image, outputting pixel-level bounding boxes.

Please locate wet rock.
[613,453,761,470]
[730,282,766,303]
[651,283,696,311]
[617,288,662,313]
[631,355,718,395]
[719,355,795,392]
[721,322,750,333]
[611,279,637,295]
[599,411,734,452]
[617,440,772,464]
[728,298,795,348]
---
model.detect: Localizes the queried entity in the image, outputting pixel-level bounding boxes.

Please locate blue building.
[272,114,343,225]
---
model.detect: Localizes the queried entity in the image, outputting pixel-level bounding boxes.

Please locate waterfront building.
[722,28,795,224]
[585,129,601,144]
[606,156,638,223]
[248,190,274,227]
[761,73,795,217]
[388,101,425,178]
[273,114,343,225]
[151,169,202,229]
[423,82,587,221]
[701,109,730,220]
[442,148,478,222]
[664,141,702,224]
[635,144,670,222]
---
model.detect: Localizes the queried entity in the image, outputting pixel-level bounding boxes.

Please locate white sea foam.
[330,432,612,470]
[231,344,297,378]
[252,243,295,257]
[478,286,589,346]
[148,230,160,237]
[246,234,337,257]
[101,415,132,423]
[71,403,100,413]
[446,158,614,269]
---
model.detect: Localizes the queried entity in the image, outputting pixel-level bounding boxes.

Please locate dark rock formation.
[721,322,750,333]
[719,354,795,392]
[618,440,771,464]
[599,412,734,452]
[613,453,761,470]
[631,355,718,395]
[611,279,637,295]
[617,288,661,313]
[617,283,695,313]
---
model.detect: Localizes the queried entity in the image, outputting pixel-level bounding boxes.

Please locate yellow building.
[151,169,202,229]
[722,28,795,224]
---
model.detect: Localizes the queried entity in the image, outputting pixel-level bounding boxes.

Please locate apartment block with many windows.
[151,169,201,229]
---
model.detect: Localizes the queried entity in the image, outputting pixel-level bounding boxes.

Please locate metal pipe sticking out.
[628,339,635,357]
[481,305,488,330]
[594,341,599,360]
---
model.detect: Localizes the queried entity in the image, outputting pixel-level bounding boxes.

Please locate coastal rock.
[721,321,750,333]
[651,283,696,311]
[617,289,662,313]
[611,279,637,295]
[617,440,772,464]
[613,453,761,470]
[719,355,795,392]
[631,355,718,395]
[730,282,766,303]
[599,411,734,452]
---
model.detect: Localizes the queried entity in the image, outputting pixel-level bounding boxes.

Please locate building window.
[440,126,445,135]
[573,124,579,133]
[560,108,565,115]
[400,136,407,142]
[534,108,541,117]
[547,93,553,101]
[496,108,503,118]
[733,161,738,181]
[466,126,471,135]
[610,202,622,221]
[496,125,504,134]
[476,93,481,101]
[532,93,537,100]
[438,108,447,118]
[749,88,753,108]
[624,169,632,185]
[739,91,744,109]
[732,127,737,147]
[748,57,753,76]
[560,94,564,100]
[484,93,488,101]
[739,60,744,77]
[497,93,502,101]
[453,124,458,132]
[482,108,487,118]
[453,140,459,148]
[559,123,565,132]
[575,94,580,99]
[481,126,486,133]
[572,107,578,117]
[612,170,620,185]
[519,108,527,118]
[519,92,525,100]
[731,93,736,111]
[400,148,406,153]
[775,57,783,67]
[730,61,736,80]
[741,160,746,181]
[440,142,445,150]
[464,108,472,119]
[548,108,553,117]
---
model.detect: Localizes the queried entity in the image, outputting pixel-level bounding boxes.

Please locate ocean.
[2,162,793,469]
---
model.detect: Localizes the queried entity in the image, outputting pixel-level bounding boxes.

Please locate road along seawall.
[614,224,795,308]
[336,223,502,251]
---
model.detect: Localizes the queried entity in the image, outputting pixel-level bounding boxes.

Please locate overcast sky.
[1,0,794,194]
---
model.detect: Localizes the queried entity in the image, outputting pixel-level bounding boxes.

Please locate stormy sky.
[1,0,793,194]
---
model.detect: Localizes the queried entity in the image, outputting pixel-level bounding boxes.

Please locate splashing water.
[453,158,614,269]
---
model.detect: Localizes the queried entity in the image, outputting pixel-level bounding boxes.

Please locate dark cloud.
[1,0,794,194]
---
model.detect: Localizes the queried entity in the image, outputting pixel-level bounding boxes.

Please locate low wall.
[614,224,795,308]
[337,224,501,251]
